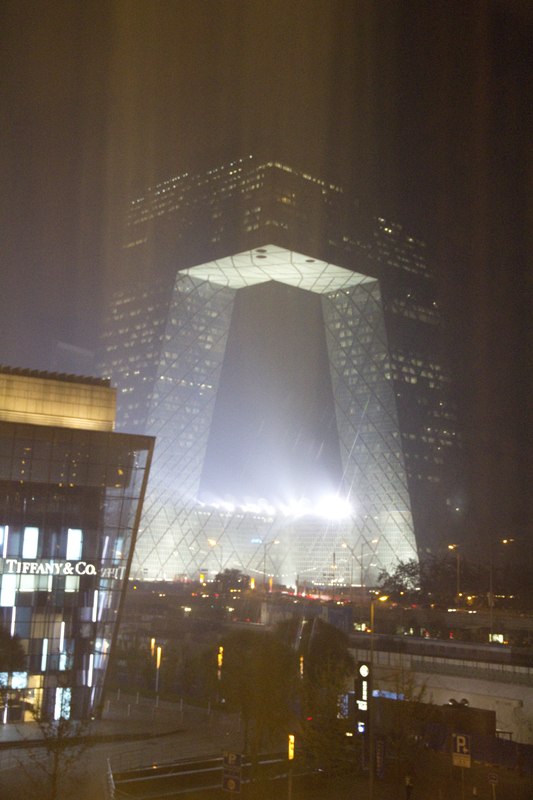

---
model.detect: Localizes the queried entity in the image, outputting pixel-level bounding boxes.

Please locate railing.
[350,644,533,686]
[106,757,115,799]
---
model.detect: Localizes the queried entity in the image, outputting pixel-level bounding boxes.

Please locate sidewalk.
[0,693,243,755]
[0,693,188,747]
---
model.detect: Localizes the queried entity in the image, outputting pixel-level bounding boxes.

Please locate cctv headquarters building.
[99,157,463,589]
[0,368,153,721]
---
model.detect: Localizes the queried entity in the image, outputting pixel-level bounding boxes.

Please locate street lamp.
[208,538,223,573]
[263,539,279,592]
[489,538,515,641]
[342,537,378,610]
[155,645,162,693]
[369,597,375,800]
[342,542,356,600]
[448,544,461,603]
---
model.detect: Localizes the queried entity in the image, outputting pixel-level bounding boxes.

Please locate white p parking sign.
[452,733,471,768]
[222,751,243,793]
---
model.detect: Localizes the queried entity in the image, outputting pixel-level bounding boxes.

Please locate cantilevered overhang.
[181,244,373,294]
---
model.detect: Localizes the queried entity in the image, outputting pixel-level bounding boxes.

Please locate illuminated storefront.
[0,367,154,721]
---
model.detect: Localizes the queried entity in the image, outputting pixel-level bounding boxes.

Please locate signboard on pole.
[222,751,242,793]
[354,662,371,729]
[452,733,471,768]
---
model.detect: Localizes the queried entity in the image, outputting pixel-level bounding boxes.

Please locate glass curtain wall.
[0,421,153,721]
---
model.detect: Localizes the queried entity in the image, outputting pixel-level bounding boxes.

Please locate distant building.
[99,157,463,585]
[0,366,154,721]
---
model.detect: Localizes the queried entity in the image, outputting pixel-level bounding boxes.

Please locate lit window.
[23,527,39,559]
[66,529,83,561]
[0,575,16,607]
[55,687,71,720]
[11,672,27,690]
[41,638,48,672]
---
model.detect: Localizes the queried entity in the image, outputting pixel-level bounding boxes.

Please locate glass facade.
[0,421,153,721]
[134,274,235,579]
[321,280,416,572]
[100,157,464,573]
[122,247,416,585]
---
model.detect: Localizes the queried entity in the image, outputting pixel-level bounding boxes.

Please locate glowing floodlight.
[285,498,312,518]
[314,495,352,520]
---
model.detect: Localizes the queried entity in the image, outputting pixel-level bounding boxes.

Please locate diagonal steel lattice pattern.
[132,246,417,585]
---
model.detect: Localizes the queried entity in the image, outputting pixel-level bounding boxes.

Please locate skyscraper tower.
[99,157,463,584]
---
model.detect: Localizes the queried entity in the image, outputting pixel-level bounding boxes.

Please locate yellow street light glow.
[288,734,295,760]
[156,646,162,669]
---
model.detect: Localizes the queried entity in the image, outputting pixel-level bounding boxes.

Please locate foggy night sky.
[0,1,532,558]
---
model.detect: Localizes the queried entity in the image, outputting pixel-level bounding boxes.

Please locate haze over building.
[99,157,464,586]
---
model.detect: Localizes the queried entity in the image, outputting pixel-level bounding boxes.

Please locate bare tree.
[276,618,356,775]
[217,628,297,768]
[374,663,435,782]
[0,626,26,721]
[17,672,92,800]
